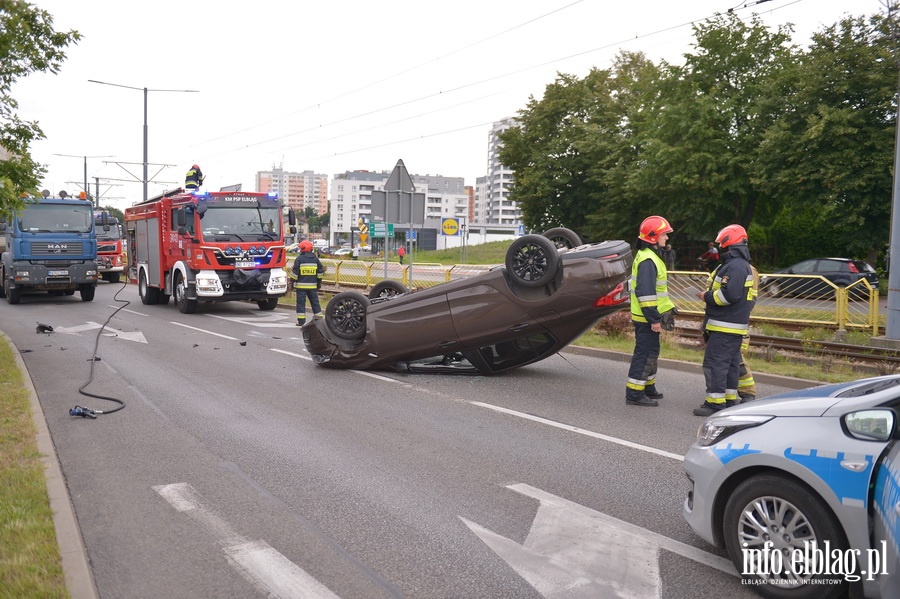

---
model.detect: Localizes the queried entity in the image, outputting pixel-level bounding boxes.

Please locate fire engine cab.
[95,211,126,283]
[124,188,295,313]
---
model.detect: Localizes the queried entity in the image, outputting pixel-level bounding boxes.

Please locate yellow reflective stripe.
[706,321,749,334]
[713,290,729,306]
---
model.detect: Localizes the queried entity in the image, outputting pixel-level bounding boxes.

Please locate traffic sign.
[371,222,394,238]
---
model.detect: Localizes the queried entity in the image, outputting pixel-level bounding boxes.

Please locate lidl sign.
[441,217,460,236]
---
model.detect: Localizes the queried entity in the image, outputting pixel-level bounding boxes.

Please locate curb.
[1,331,99,599]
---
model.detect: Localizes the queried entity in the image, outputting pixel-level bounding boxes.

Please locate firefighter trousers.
[702,331,743,407]
[295,288,322,322]
[626,321,660,399]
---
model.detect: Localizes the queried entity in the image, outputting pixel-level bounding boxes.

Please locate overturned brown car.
[302,228,633,374]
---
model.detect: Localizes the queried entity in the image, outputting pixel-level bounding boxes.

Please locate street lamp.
[53,153,114,208]
[87,80,199,202]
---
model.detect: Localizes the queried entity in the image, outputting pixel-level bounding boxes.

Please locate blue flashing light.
[267,191,278,199]
[193,191,210,198]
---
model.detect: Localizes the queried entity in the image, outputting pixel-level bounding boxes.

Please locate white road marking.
[462,483,735,599]
[154,483,340,599]
[350,370,400,383]
[206,313,298,328]
[170,322,239,340]
[53,321,147,343]
[271,348,312,361]
[107,305,147,316]
[471,401,684,462]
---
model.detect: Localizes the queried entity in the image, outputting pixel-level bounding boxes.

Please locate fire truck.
[124,188,295,313]
[94,211,127,283]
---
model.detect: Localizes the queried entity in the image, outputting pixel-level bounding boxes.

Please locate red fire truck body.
[95,212,127,283]
[124,189,290,313]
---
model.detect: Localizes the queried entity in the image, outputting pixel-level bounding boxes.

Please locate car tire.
[766,282,782,298]
[326,291,369,341]
[723,474,848,599]
[506,234,560,288]
[368,280,407,300]
[541,227,582,249]
[257,298,279,311]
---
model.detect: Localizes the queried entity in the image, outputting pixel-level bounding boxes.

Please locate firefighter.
[290,240,325,326]
[625,215,677,407]
[693,224,754,416]
[185,164,205,191]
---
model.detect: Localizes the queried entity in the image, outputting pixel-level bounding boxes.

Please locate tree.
[0,2,81,216]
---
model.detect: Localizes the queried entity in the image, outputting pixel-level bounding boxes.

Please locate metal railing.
[291,257,882,333]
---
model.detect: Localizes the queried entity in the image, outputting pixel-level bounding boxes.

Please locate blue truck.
[0,195,99,304]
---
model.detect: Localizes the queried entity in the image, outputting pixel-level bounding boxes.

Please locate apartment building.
[256,166,328,215]
[474,117,521,226]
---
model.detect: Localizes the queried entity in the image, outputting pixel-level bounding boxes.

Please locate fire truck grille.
[98,243,118,253]
[31,242,85,255]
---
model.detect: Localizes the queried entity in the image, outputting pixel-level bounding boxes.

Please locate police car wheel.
[723,474,848,599]
[506,234,560,289]
[325,291,368,341]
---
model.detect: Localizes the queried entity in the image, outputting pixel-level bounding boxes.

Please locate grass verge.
[0,337,68,599]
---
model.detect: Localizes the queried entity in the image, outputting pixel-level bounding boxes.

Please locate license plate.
[48,270,68,276]
[235,261,255,268]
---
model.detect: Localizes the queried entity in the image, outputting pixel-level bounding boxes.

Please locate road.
[2,282,802,599]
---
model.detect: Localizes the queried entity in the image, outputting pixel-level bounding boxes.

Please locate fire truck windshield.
[199,205,282,240]
[19,203,94,233]
[96,221,122,241]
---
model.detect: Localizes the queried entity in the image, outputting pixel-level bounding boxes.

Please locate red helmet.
[638,216,673,243]
[299,240,314,253]
[716,224,748,248]
[191,164,199,169]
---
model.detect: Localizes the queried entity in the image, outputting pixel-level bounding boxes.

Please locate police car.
[683,374,900,599]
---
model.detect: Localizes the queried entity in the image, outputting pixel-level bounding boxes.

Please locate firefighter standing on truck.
[185,164,205,191]
[693,224,754,416]
[290,240,325,327]
[625,215,677,408]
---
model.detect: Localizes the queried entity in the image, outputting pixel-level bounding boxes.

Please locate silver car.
[683,375,900,599]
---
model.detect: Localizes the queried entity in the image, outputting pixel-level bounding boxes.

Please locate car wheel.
[79,284,95,302]
[368,280,407,300]
[174,272,198,314]
[506,234,560,288]
[541,227,581,249]
[325,291,368,341]
[139,270,159,305]
[257,298,279,311]
[766,281,781,298]
[723,474,848,599]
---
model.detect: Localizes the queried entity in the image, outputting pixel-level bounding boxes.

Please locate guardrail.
[289,257,882,334]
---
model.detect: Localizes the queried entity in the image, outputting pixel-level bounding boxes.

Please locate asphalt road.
[1,282,803,599]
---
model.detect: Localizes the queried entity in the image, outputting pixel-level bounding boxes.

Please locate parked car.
[761,258,878,300]
[332,248,353,257]
[683,374,900,598]
[302,228,632,374]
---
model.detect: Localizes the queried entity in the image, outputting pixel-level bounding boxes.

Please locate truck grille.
[31,242,85,255]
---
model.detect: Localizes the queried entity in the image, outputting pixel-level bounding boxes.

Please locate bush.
[594,310,633,338]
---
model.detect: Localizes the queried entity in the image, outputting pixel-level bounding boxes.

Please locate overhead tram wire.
[195,0,816,167]
[182,0,588,150]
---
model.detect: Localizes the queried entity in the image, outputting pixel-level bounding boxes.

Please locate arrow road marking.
[54,321,147,344]
[462,483,735,599]
[154,483,340,599]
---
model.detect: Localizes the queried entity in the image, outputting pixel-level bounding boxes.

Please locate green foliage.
[0,2,81,217]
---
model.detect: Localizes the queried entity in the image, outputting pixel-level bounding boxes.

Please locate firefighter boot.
[644,385,663,401]
[626,392,658,407]
[739,392,756,404]
[692,402,724,417]
[314,312,324,320]
[296,316,306,327]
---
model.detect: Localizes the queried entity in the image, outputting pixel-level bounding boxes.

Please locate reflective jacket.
[185,166,205,190]
[290,252,325,289]
[630,247,675,324]
[702,243,754,335]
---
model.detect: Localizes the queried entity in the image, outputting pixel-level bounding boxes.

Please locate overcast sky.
[16,0,885,210]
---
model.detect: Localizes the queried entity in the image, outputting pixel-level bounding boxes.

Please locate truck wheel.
[257,298,279,311]
[103,272,121,284]
[4,278,20,304]
[0,269,6,298]
[174,272,198,314]
[79,284,95,302]
[139,271,160,305]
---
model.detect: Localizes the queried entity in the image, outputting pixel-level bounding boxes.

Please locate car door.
[873,435,900,599]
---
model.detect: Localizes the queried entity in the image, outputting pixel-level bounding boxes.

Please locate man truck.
[124,188,295,313]
[0,194,99,304]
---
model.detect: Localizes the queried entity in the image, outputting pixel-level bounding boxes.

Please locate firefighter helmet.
[638,216,673,244]
[299,240,314,253]
[716,224,748,248]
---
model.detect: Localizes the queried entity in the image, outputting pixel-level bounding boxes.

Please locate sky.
[14,0,887,211]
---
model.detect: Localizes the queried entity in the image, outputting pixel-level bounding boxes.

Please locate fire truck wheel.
[174,272,198,314]
[257,298,279,311]
[139,271,160,305]
[103,272,121,284]
[79,284,95,302]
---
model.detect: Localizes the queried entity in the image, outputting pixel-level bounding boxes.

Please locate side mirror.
[288,210,296,226]
[176,209,187,228]
[844,409,895,442]
[195,202,207,216]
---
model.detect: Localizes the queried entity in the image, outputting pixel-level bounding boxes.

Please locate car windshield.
[199,205,282,240]
[18,204,94,233]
